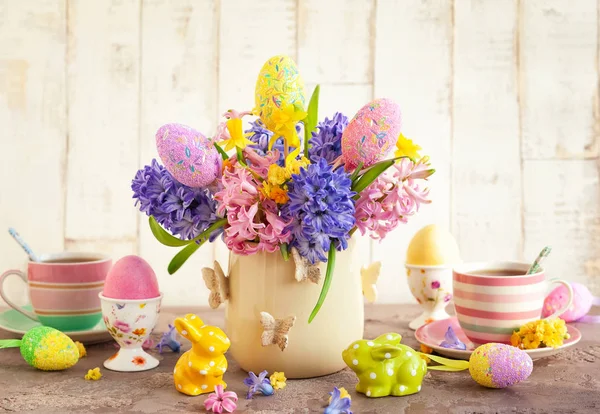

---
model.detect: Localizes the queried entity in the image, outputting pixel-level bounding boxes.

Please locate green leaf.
[0,339,22,349]
[149,216,190,247]
[303,85,320,156]
[280,243,290,261]
[214,142,229,161]
[167,218,227,274]
[308,247,336,323]
[349,161,363,184]
[168,241,202,274]
[236,146,247,167]
[351,156,409,194]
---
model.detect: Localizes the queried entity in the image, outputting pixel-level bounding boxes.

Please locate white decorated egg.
[341,98,402,169]
[155,123,221,188]
[254,55,306,132]
[469,343,533,388]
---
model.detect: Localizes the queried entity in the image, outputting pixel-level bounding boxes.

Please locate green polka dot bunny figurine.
[0,326,80,370]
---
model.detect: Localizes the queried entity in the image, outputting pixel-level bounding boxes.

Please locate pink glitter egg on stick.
[341,98,402,170]
[155,123,221,188]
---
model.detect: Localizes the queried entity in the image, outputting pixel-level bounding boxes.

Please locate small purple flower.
[114,320,131,333]
[431,280,441,289]
[243,370,274,399]
[308,112,348,164]
[156,324,181,353]
[324,387,352,414]
[439,326,466,350]
[444,293,452,303]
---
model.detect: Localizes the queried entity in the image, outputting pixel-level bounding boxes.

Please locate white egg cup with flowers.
[132,55,436,378]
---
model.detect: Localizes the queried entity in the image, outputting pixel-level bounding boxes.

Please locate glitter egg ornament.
[341,98,402,169]
[254,55,306,132]
[155,123,221,188]
[469,343,533,388]
[0,326,79,371]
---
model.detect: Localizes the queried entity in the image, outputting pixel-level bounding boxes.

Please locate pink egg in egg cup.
[99,293,163,372]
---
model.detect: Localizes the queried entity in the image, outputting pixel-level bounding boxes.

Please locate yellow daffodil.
[394,133,422,161]
[220,118,255,151]
[286,156,310,177]
[270,371,287,390]
[75,341,87,358]
[329,387,351,403]
[84,367,102,381]
[269,104,307,149]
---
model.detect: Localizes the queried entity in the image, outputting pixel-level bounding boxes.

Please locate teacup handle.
[0,270,39,321]
[542,278,574,320]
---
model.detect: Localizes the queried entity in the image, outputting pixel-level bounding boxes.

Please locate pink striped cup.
[0,252,111,331]
[452,261,573,345]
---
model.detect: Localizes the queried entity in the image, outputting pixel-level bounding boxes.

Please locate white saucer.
[415,317,582,361]
[0,307,113,345]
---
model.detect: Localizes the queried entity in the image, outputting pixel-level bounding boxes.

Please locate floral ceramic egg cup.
[99,293,163,372]
[405,265,453,330]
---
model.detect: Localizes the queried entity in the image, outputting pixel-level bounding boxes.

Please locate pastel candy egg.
[341,98,402,169]
[542,282,593,322]
[156,123,221,188]
[103,255,160,300]
[469,343,533,388]
[254,55,306,131]
[21,326,79,371]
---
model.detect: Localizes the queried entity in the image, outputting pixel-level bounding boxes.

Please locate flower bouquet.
[133,55,435,376]
[132,55,434,325]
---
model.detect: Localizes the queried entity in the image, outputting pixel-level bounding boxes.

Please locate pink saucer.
[415,317,582,361]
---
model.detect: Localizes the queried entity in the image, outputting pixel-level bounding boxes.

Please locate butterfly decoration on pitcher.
[361,262,381,303]
[202,261,230,309]
[260,312,296,351]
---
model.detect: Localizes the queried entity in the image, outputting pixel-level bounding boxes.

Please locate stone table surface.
[0,304,599,414]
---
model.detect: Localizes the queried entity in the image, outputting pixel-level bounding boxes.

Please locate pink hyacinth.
[215,165,292,255]
[243,147,281,179]
[355,157,434,240]
[204,385,238,413]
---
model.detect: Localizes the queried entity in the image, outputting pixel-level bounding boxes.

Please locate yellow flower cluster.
[75,341,87,358]
[270,371,287,390]
[510,318,570,350]
[84,367,102,381]
[262,158,310,204]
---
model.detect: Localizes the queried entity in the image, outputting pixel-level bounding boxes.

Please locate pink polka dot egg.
[155,123,221,188]
[469,343,533,389]
[341,98,402,170]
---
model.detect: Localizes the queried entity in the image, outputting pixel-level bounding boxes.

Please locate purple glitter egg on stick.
[156,123,221,188]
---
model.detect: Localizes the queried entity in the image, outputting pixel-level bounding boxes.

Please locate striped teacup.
[452,261,573,345]
[0,252,111,331]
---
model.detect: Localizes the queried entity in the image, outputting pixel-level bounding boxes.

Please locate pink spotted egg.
[341,98,402,169]
[155,123,221,188]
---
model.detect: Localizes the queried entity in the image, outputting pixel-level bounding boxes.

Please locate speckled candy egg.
[469,343,533,388]
[155,123,221,188]
[542,282,593,322]
[341,98,402,169]
[254,55,306,131]
[20,326,79,371]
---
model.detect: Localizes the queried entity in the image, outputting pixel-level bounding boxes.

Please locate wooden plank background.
[1,0,599,307]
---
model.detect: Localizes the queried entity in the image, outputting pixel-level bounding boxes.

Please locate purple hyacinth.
[243,370,274,399]
[131,159,223,241]
[308,112,348,163]
[281,158,355,264]
[245,119,303,166]
[156,324,181,353]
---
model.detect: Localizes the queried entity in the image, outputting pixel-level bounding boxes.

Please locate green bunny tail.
[419,352,470,371]
[0,339,22,349]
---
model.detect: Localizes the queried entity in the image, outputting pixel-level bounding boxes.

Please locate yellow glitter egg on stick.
[254,55,306,150]
[0,326,79,371]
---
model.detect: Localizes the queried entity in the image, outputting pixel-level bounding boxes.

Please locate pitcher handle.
[542,278,574,320]
[0,270,39,321]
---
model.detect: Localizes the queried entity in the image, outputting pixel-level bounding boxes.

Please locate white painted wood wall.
[1,0,599,308]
